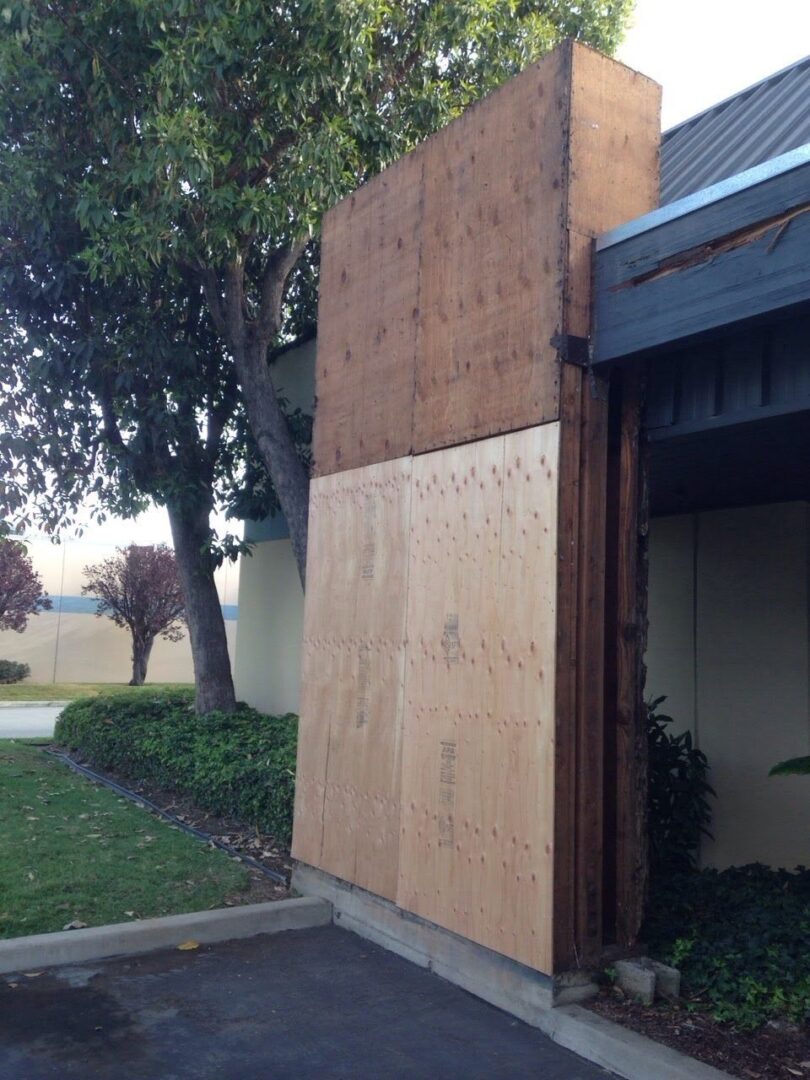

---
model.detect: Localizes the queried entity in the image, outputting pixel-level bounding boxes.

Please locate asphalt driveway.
[0,924,613,1079]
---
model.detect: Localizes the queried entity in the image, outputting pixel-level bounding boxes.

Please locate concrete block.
[614,958,656,1005]
[651,959,681,1001]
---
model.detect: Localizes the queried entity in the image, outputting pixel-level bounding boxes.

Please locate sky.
[618,0,810,129]
[37,0,810,550]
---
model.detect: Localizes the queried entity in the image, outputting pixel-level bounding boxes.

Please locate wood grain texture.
[398,424,559,972]
[411,51,570,451]
[312,152,423,475]
[314,41,661,475]
[612,365,649,947]
[567,44,661,238]
[292,458,412,901]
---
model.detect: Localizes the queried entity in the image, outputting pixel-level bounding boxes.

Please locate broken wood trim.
[594,156,810,362]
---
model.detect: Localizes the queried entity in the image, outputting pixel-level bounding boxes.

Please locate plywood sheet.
[397,424,559,972]
[292,457,412,901]
[313,151,423,476]
[412,52,570,453]
[568,45,661,238]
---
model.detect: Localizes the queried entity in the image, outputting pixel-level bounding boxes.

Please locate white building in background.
[0,535,239,684]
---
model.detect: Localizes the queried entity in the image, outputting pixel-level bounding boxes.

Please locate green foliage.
[647,697,714,876]
[55,689,297,844]
[644,865,810,1030]
[0,740,248,938]
[770,756,810,777]
[0,660,30,684]
[0,0,632,558]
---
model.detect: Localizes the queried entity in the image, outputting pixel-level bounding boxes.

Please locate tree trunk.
[232,340,310,587]
[129,634,154,686]
[167,497,237,715]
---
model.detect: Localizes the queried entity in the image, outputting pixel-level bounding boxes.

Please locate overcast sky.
[50,1,810,549]
[619,0,810,129]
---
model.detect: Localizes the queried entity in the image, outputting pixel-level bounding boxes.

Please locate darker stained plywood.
[314,41,661,476]
[313,152,423,476]
[412,51,570,451]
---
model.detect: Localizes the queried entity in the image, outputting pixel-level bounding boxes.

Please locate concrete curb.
[539,1004,733,1080]
[0,897,332,976]
[0,700,68,709]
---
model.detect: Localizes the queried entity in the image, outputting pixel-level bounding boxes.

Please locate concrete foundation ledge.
[293,864,732,1080]
[0,896,332,976]
[541,1004,733,1080]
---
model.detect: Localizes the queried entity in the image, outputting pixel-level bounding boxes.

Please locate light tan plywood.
[313,151,423,476]
[412,50,570,452]
[397,424,559,972]
[292,457,412,901]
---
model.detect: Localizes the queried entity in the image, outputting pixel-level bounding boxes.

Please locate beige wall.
[232,339,313,716]
[233,538,303,716]
[1,536,238,685]
[646,502,810,869]
[0,612,236,684]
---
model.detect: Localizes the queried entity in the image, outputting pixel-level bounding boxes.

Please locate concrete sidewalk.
[0,705,63,739]
[0,924,612,1080]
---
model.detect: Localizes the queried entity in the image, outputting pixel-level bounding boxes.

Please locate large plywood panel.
[292,458,412,900]
[567,45,660,238]
[313,152,423,476]
[397,424,559,972]
[412,51,571,453]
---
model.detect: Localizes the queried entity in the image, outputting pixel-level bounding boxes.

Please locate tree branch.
[257,238,308,341]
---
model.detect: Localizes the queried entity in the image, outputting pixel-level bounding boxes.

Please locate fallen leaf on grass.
[62,921,88,931]
[176,941,199,951]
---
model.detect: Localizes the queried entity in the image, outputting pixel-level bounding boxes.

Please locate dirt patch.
[588,989,810,1079]
[54,748,291,905]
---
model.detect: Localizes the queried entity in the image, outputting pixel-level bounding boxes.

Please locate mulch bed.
[52,747,291,906]
[588,989,810,1079]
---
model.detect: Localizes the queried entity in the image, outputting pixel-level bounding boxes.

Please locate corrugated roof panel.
[661,55,810,203]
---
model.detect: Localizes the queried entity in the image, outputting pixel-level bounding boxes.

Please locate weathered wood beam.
[594,148,810,362]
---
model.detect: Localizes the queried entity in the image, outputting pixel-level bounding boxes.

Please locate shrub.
[0,659,30,684]
[55,689,298,845]
[644,864,810,1030]
[647,696,714,876]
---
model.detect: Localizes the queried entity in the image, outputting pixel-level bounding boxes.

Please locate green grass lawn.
[0,740,250,939]
[0,681,191,702]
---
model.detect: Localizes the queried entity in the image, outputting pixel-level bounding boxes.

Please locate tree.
[0,1,632,591]
[83,544,186,686]
[0,537,51,632]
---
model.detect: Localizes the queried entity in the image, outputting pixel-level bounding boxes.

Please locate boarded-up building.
[235,47,810,997]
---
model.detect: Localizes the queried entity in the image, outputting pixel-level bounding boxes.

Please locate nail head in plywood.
[397,424,560,973]
[292,458,412,901]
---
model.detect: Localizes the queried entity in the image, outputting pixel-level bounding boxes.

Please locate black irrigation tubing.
[43,748,289,887]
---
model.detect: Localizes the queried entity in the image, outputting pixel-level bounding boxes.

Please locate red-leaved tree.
[0,538,51,632]
[83,544,186,686]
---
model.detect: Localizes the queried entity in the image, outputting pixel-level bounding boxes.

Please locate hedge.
[55,689,298,845]
[0,660,30,684]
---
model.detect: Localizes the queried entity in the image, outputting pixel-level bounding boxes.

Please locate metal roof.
[660,54,810,204]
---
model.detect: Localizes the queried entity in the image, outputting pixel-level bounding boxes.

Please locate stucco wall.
[646,502,810,869]
[232,339,314,716]
[0,536,239,685]
[233,538,303,715]
[0,612,236,684]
